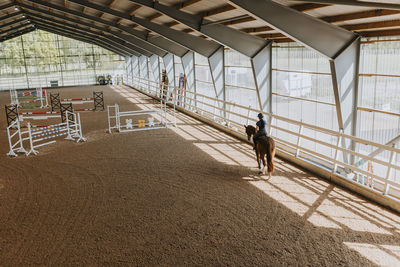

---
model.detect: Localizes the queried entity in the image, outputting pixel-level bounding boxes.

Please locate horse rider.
[253,113,268,150]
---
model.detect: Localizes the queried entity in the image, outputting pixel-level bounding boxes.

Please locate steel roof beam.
[0,11,22,22]
[36,26,130,57]
[18,3,167,57]
[28,15,151,56]
[33,21,137,57]
[128,0,270,58]
[0,27,36,42]
[0,2,14,11]
[0,25,34,40]
[0,22,32,37]
[292,0,400,11]
[28,16,146,57]
[23,0,188,57]
[0,17,28,30]
[64,0,221,57]
[228,0,358,60]
[33,20,138,55]
[35,25,131,57]
[39,27,130,57]
[34,23,137,57]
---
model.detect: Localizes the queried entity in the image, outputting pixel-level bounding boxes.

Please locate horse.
[244,125,276,178]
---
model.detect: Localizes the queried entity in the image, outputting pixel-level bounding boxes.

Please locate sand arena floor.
[0,85,399,266]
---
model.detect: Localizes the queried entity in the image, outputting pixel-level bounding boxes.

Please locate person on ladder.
[253,113,268,150]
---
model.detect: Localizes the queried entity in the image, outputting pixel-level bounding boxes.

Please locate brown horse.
[244,125,276,177]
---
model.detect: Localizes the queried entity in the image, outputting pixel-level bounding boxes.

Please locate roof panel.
[3,0,400,49]
[306,5,376,18]
[336,14,400,26]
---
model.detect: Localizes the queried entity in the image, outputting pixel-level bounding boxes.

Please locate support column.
[139,55,148,79]
[181,51,195,109]
[139,55,149,90]
[132,55,139,87]
[125,56,131,85]
[251,42,272,114]
[130,56,134,86]
[330,37,361,165]
[150,54,160,84]
[163,53,175,88]
[208,47,225,117]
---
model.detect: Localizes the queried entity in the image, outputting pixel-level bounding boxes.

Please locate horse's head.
[244,125,256,141]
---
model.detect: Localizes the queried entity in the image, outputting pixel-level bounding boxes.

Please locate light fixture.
[14,6,18,11]
[22,15,25,18]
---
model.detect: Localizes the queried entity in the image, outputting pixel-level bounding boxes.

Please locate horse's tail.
[266,137,275,173]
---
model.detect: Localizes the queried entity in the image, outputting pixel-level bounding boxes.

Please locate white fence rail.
[126,75,400,202]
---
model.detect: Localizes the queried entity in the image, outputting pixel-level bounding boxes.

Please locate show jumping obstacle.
[17,111,61,121]
[50,91,104,112]
[60,103,73,123]
[6,111,86,157]
[5,104,18,127]
[10,88,48,108]
[5,103,73,126]
[107,98,176,133]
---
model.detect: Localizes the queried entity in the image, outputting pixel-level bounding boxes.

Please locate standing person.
[253,113,268,150]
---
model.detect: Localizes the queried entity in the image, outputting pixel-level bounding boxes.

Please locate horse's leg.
[261,153,266,175]
[254,145,260,169]
[255,146,263,174]
[266,138,275,179]
[256,152,262,174]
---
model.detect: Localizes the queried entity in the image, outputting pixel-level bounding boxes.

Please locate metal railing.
[127,75,400,201]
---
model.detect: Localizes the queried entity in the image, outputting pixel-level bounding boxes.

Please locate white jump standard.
[6,119,28,157]
[108,97,176,133]
[6,111,86,157]
[10,88,49,108]
[108,104,167,133]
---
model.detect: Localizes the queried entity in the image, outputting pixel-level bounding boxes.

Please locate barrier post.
[43,89,48,107]
[246,105,251,125]
[50,93,61,112]
[332,130,343,174]
[295,123,304,158]
[94,91,105,111]
[16,119,27,154]
[73,113,80,138]
[227,103,233,127]
[107,105,112,133]
[37,88,44,108]
[65,111,74,141]
[27,122,38,156]
[5,104,19,126]
[6,124,17,157]
[116,104,121,132]
[77,113,87,142]
[384,144,396,195]
[173,88,177,127]
[268,117,274,136]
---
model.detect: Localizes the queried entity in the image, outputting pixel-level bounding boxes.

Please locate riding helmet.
[258,113,264,119]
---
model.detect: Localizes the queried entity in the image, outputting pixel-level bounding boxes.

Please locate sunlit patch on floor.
[111,85,400,264]
[344,242,400,266]
[194,143,237,165]
[316,193,392,235]
[307,213,342,229]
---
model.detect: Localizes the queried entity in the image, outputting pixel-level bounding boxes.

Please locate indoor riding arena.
[1,0,400,266]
